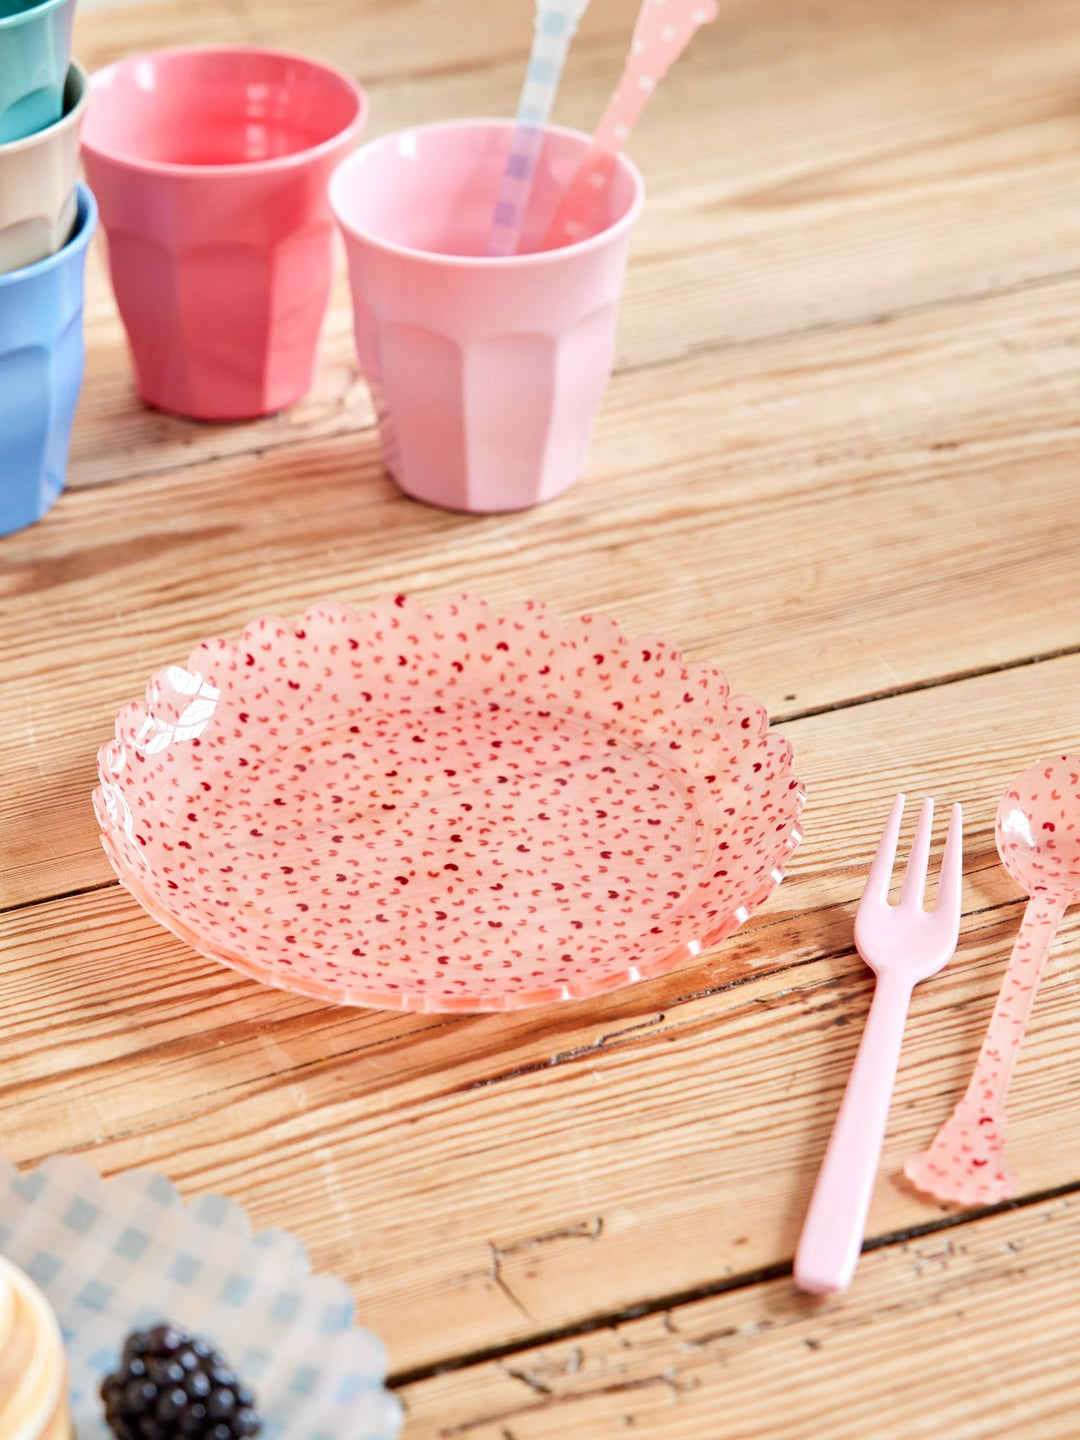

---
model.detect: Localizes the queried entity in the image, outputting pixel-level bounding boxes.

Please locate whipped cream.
[0,1255,71,1440]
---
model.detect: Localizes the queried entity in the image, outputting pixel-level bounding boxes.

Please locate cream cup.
[0,59,86,275]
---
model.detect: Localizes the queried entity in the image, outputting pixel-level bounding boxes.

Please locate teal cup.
[0,0,77,143]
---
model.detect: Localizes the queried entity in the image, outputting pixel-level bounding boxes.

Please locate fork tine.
[899,796,934,908]
[933,801,963,921]
[861,793,905,906]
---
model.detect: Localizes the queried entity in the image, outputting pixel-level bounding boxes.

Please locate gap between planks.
[383,1173,1080,1393]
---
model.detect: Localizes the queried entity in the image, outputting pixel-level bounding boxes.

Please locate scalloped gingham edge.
[0,1154,402,1440]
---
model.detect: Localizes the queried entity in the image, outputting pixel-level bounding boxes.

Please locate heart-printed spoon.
[905,753,1080,1205]
[539,0,719,251]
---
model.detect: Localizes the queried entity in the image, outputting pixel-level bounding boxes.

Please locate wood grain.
[3,660,1078,1371]
[4,0,1080,1426]
[398,1194,1080,1438]
[6,285,1080,909]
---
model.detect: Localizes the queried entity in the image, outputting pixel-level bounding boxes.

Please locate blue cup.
[0,182,95,537]
[0,0,76,143]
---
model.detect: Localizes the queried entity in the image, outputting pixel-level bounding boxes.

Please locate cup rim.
[80,44,369,179]
[0,181,96,287]
[328,118,646,269]
[0,59,87,153]
[0,0,73,31]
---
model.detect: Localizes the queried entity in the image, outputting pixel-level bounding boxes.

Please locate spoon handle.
[486,0,593,258]
[905,889,1067,1205]
[540,0,718,251]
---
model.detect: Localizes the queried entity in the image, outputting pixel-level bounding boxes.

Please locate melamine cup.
[0,0,76,143]
[80,46,368,421]
[0,183,96,537]
[329,120,644,513]
[0,59,86,274]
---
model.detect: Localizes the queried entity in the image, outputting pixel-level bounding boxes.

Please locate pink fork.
[794,795,963,1295]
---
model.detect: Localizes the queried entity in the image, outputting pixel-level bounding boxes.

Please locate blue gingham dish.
[0,1155,402,1440]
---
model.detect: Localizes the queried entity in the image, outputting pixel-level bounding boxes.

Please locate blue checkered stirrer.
[485,0,594,257]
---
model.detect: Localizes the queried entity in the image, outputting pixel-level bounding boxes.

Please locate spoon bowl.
[996,752,1080,903]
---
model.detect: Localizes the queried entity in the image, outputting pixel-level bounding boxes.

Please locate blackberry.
[101,1323,262,1440]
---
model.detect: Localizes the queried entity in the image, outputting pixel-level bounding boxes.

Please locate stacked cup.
[0,0,95,537]
[11,37,641,520]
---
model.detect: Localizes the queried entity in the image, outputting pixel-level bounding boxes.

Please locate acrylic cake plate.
[94,595,805,1012]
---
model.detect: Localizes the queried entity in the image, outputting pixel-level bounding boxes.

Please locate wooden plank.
[69,0,1080,488]
[71,0,624,85]
[1,660,1077,1371]
[397,1194,1080,1438]
[7,0,1077,1411]
[6,274,1080,909]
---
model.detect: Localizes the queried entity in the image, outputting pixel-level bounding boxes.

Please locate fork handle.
[794,968,914,1295]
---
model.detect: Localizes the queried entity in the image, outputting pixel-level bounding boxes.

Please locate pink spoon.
[539,0,718,252]
[905,753,1080,1206]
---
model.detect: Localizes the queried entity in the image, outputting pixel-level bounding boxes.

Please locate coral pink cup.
[329,121,644,513]
[80,47,367,421]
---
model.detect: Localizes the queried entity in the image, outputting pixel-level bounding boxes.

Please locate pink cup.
[329,121,644,513]
[80,46,368,421]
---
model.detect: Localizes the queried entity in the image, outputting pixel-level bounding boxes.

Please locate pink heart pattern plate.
[94,595,805,1012]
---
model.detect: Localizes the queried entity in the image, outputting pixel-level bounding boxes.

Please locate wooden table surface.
[4,0,1080,1434]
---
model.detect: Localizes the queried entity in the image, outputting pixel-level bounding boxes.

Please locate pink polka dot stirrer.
[540,0,719,252]
[93,595,805,1014]
[905,754,1080,1205]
